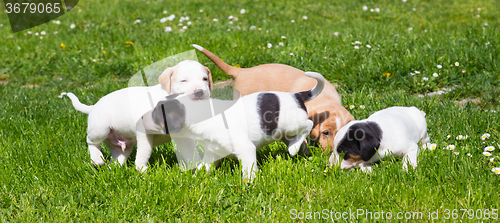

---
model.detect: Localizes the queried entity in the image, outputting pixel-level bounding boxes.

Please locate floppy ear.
[151,99,186,134]
[158,67,175,93]
[309,111,330,139]
[204,66,213,91]
[358,122,382,161]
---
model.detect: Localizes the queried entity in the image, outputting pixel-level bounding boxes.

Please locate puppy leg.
[87,133,107,166]
[360,163,373,173]
[402,144,419,171]
[234,144,258,183]
[173,137,201,171]
[197,152,220,172]
[420,132,431,149]
[135,132,154,172]
[287,120,314,156]
[109,143,133,166]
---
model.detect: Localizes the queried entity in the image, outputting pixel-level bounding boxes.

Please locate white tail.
[304,72,325,101]
[65,92,93,114]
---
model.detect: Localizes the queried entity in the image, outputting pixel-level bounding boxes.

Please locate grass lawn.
[1,0,500,221]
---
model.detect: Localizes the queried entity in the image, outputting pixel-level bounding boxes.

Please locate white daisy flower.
[213,18,218,22]
[421,110,426,116]
[437,64,442,69]
[484,146,495,152]
[92,59,97,62]
[491,167,500,175]
[279,42,284,47]
[484,23,488,26]
[53,31,58,34]
[428,143,437,150]
[187,21,192,26]
[375,8,380,13]
[354,41,362,45]
[281,36,286,39]
[467,153,472,157]
[167,14,176,21]
[366,44,372,48]
[290,53,294,56]
[454,152,459,156]
[370,8,374,12]
[228,15,234,20]
[302,16,308,20]
[334,32,339,36]
[250,25,256,30]
[408,27,413,31]
[291,20,295,23]
[240,9,246,14]
[199,9,203,13]
[160,17,168,23]
[349,105,355,109]
[27,31,32,34]
[446,145,455,150]
[455,62,459,66]
[354,46,359,49]
[410,72,415,76]
[267,43,272,48]
[182,26,188,30]
[229,21,233,24]
[134,19,141,24]
[412,8,416,11]
[432,73,439,77]
[163,10,168,14]
[483,152,492,157]
[360,105,365,109]
[362,6,368,11]
[35,32,39,36]
[456,135,464,140]
[490,158,495,163]
[55,20,61,25]
[481,133,491,140]
[415,71,420,74]
[422,77,428,81]
[39,37,43,39]
[447,135,451,139]
[402,0,407,2]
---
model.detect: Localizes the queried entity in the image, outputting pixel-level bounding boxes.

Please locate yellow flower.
[60,43,66,49]
[233,64,241,68]
[125,41,135,46]
[383,73,393,77]
[102,50,107,54]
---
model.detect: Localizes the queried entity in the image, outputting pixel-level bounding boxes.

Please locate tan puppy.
[187,44,354,151]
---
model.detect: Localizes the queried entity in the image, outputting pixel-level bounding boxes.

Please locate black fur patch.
[295,91,313,102]
[293,92,308,113]
[151,99,186,134]
[257,93,280,135]
[336,121,383,161]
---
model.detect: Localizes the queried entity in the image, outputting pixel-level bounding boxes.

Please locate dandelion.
[422,77,428,81]
[291,20,295,23]
[349,105,355,109]
[334,32,339,36]
[454,152,460,156]
[28,31,32,34]
[446,145,455,150]
[491,167,500,175]
[279,42,284,47]
[437,65,442,69]
[455,62,459,66]
[165,26,172,32]
[70,24,76,29]
[375,8,380,13]
[456,135,464,140]
[362,6,368,11]
[428,143,437,150]
[134,19,141,24]
[481,133,491,140]
[125,41,134,46]
[483,152,492,157]
[160,17,168,23]
[267,43,272,48]
[432,73,439,77]
[60,43,66,49]
[415,71,420,74]
[360,105,365,109]
[213,18,219,22]
[366,45,372,48]
[240,9,246,14]
[462,69,466,73]
[302,16,308,20]
[484,146,495,152]
[281,36,286,39]
[383,73,391,77]
[354,46,359,49]
[490,158,495,163]
[102,50,107,54]
[233,64,241,68]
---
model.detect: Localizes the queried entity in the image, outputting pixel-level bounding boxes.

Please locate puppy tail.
[191,44,241,77]
[296,72,325,102]
[65,92,93,114]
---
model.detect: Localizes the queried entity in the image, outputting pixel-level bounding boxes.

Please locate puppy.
[182,44,354,152]
[65,60,212,171]
[151,72,325,181]
[328,106,431,172]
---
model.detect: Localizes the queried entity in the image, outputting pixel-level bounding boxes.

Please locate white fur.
[66,60,211,171]
[329,106,430,172]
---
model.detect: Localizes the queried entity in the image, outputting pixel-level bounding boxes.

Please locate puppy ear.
[358,122,382,161]
[204,66,213,91]
[309,111,330,139]
[151,99,186,134]
[158,67,175,93]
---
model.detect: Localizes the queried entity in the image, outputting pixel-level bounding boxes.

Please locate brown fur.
[195,45,355,151]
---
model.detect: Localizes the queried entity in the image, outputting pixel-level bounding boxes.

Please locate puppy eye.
[180,80,187,83]
[322,131,330,136]
[203,77,208,81]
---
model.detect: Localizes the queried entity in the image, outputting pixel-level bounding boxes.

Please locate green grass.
[1,0,500,221]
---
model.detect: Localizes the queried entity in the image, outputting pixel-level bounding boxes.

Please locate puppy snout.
[194,89,204,98]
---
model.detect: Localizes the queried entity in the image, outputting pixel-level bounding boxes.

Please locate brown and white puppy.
[184,44,354,152]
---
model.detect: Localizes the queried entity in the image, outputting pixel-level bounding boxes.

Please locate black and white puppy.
[149,72,325,181]
[328,106,431,172]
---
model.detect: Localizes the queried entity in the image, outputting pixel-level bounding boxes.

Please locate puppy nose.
[194,89,204,97]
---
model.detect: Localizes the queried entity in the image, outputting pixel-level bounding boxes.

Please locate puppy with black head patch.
[149,72,325,182]
[329,106,431,172]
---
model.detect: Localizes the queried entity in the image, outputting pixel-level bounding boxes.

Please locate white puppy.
[65,60,212,171]
[148,72,325,181]
[328,106,430,172]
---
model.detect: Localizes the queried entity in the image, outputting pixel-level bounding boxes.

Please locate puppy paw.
[136,165,148,173]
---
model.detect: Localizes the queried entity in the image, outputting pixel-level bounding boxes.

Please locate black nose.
[194,89,204,97]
